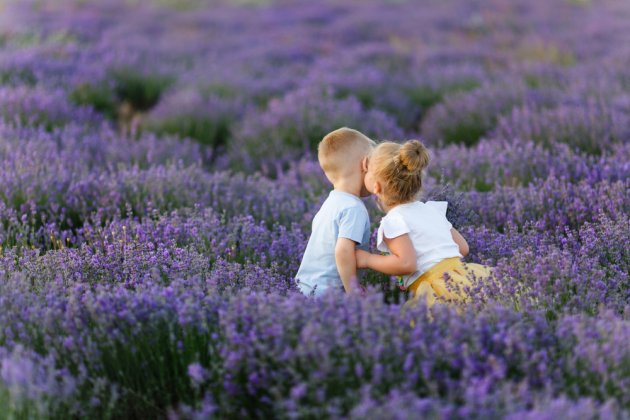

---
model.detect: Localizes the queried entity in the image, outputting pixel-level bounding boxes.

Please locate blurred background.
[1,1,630,418]
[1,0,629,173]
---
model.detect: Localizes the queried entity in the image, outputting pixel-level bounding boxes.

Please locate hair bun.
[398,140,429,172]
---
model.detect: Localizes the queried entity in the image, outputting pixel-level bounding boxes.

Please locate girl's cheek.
[365,176,374,192]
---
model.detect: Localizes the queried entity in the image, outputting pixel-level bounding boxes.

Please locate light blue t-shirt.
[296,190,371,296]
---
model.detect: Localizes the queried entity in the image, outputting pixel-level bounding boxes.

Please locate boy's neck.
[332,180,361,197]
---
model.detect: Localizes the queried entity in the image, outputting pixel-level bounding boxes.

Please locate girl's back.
[376,201,461,288]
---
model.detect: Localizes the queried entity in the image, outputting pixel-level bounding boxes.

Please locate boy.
[295,127,375,296]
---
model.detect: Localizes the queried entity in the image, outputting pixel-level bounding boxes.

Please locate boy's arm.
[356,234,416,276]
[335,237,362,293]
[451,228,469,257]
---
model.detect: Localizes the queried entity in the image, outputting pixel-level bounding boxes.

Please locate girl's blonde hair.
[370,140,430,208]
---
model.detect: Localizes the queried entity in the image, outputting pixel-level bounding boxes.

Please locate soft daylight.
[0,0,629,418]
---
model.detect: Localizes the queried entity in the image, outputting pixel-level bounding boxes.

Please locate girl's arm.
[451,228,469,257]
[356,234,416,276]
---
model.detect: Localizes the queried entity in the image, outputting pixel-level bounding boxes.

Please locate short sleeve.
[376,214,410,253]
[337,206,369,245]
[425,201,448,216]
[426,201,452,229]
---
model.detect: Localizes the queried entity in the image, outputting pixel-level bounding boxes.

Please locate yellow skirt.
[406,257,493,308]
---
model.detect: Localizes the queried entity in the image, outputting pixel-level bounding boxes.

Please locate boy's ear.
[361,156,369,172]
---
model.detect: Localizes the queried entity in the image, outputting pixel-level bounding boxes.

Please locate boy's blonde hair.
[318,127,375,181]
[370,140,430,208]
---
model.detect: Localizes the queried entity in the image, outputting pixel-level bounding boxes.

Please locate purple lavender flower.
[0,0,630,417]
[230,87,404,173]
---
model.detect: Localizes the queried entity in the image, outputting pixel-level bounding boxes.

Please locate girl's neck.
[378,197,415,213]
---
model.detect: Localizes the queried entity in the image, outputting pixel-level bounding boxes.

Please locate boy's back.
[296,190,370,296]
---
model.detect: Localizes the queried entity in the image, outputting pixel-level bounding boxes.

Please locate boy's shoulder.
[322,190,368,213]
[313,191,369,226]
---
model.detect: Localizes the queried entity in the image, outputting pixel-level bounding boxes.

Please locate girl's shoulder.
[383,201,449,229]
[422,200,448,216]
[387,200,447,217]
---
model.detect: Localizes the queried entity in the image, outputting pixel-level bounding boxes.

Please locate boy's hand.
[355,249,371,269]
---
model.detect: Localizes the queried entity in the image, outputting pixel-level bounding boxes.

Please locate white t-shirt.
[377,201,461,288]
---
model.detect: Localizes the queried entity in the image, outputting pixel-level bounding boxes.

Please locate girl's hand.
[355,249,371,269]
[360,234,416,276]
[450,228,469,257]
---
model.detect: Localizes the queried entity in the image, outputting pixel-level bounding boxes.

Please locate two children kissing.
[295,127,492,307]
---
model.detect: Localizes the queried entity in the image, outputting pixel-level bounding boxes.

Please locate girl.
[356,140,492,307]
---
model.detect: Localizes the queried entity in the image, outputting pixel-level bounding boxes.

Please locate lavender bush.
[420,81,560,147]
[142,89,245,153]
[0,86,102,130]
[493,100,630,155]
[0,0,629,418]
[230,87,404,173]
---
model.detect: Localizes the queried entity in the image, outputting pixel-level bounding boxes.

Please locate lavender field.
[0,0,629,418]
